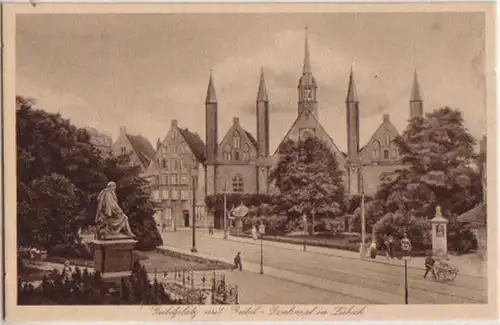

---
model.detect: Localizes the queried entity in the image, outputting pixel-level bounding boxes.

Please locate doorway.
[183,210,190,227]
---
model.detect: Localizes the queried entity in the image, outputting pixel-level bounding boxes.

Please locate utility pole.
[191,176,197,253]
[223,181,228,239]
[360,167,366,259]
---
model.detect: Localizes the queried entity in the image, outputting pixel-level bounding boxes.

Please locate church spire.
[346,67,359,102]
[257,67,269,102]
[409,69,423,119]
[303,27,312,75]
[205,70,217,104]
[410,69,422,102]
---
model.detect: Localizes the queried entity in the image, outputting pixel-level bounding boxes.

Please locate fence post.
[235,285,239,304]
[211,272,216,304]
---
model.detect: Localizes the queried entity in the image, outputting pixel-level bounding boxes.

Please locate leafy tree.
[270,137,346,233]
[17,96,162,251]
[367,107,482,252]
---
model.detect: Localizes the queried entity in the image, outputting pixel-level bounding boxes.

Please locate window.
[232,132,241,149]
[154,176,160,185]
[180,190,189,200]
[163,190,169,200]
[171,174,178,185]
[224,151,232,161]
[234,151,240,161]
[192,157,198,168]
[180,158,186,171]
[121,147,127,155]
[373,141,381,160]
[232,174,244,193]
[384,149,389,160]
[171,145,177,154]
[392,148,399,160]
[171,159,178,170]
[162,159,167,169]
[164,175,169,184]
[152,190,160,200]
[385,134,391,146]
[171,190,179,200]
[243,144,250,161]
[180,174,189,185]
[171,129,178,139]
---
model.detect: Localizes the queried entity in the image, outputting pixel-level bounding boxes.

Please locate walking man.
[233,252,243,271]
[424,254,436,279]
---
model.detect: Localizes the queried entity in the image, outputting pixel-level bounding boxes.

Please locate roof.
[178,128,206,163]
[244,130,258,150]
[457,203,486,226]
[125,134,155,168]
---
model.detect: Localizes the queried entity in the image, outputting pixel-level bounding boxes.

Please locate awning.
[457,203,486,226]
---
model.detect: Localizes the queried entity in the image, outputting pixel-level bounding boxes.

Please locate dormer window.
[232,132,241,149]
[121,147,127,155]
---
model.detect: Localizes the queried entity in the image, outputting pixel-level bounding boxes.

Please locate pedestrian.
[233,252,243,271]
[62,260,73,282]
[251,225,258,240]
[424,253,436,279]
[387,234,394,259]
[208,223,214,235]
[369,240,377,259]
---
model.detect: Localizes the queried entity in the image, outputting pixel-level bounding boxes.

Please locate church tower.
[346,68,360,196]
[256,67,270,194]
[409,70,424,119]
[205,71,218,195]
[297,27,318,119]
[256,67,270,158]
[346,67,360,161]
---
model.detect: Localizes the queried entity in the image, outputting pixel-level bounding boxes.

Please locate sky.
[16,12,486,153]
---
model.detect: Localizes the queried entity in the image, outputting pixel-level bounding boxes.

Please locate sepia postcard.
[2,2,498,322]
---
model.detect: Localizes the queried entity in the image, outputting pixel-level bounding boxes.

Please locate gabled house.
[111,126,155,173]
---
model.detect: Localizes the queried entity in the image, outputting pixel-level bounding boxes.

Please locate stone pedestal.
[430,206,449,260]
[91,236,137,281]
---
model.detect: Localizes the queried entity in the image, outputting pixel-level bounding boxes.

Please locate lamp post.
[191,176,198,253]
[359,167,366,259]
[258,222,266,275]
[401,234,412,305]
[223,181,228,240]
[302,214,307,252]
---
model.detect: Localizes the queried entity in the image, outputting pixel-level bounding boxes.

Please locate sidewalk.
[201,230,486,278]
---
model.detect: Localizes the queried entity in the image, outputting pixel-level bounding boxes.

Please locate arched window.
[224,151,232,161]
[385,134,391,147]
[232,132,241,149]
[373,141,381,160]
[392,148,399,160]
[232,174,244,193]
[243,144,250,162]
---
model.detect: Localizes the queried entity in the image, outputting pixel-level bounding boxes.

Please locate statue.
[95,181,136,239]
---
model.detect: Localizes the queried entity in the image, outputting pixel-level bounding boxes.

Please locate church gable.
[274,109,346,168]
[357,114,401,165]
[218,117,258,164]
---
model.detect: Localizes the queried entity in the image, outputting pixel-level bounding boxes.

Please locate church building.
[204,28,424,202]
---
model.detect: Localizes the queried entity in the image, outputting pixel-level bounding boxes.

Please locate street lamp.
[223,181,229,240]
[191,176,198,253]
[302,214,307,252]
[401,234,412,305]
[258,221,266,275]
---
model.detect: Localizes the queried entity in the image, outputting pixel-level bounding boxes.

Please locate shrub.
[47,242,94,260]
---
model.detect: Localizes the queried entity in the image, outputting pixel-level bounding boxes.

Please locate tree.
[17,96,162,251]
[270,137,346,233]
[376,107,482,219]
[367,107,482,252]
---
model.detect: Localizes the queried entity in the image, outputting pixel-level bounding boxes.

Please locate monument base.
[91,236,137,282]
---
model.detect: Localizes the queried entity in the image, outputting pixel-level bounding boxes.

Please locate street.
[160,229,487,305]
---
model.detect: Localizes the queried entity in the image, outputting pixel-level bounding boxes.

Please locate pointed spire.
[205,70,217,104]
[410,69,422,102]
[346,66,359,102]
[302,27,312,75]
[257,67,269,102]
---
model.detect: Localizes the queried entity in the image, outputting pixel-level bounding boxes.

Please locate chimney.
[383,114,390,122]
[120,126,127,136]
[171,119,178,128]
[233,117,240,125]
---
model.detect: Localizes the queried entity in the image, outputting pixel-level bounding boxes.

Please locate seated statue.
[95,181,136,239]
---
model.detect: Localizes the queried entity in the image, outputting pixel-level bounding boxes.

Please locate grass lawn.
[142,251,232,273]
